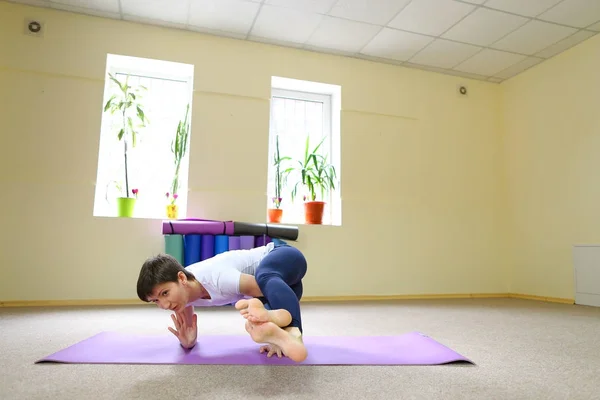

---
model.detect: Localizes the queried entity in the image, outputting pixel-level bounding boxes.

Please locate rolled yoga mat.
[255,235,271,247]
[162,219,234,236]
[200,235,215,261]
[228,236,240,251]
[164,235,184,265]
[162,219,299,241]
[214,235,229,255]
[233,221,298,241]
[35,331,474,366]
[240,235,255,250]
[183,234,202,266]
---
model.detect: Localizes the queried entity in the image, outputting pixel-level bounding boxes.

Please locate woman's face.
[147,272,189,312]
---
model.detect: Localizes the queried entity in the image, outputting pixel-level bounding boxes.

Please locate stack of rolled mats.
[162,219,299,267]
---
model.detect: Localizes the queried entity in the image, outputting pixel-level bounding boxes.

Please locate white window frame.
[268,76,342,226]
[94,54,194,219]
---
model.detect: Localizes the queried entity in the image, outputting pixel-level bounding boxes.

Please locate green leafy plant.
[103,73,149,198]
[271,135,292,209]
[168,103,190,205]
[291,136,337,202]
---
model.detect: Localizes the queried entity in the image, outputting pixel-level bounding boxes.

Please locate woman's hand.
[168,309,197,349]
[259,343,284,358]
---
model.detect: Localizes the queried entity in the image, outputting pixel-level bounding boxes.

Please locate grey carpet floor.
[1,298,599,400]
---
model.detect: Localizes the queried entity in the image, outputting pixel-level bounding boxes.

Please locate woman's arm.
[239,273,264,297]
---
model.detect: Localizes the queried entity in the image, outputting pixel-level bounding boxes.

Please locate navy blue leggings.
[255,242,307,333]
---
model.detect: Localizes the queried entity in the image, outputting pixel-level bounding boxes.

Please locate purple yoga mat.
[228,236,241,250]
[35,331,473,366]
[162,219,234,236]
[240,235,255,250]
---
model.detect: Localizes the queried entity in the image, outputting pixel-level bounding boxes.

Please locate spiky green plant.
[291,136,337,202]
[169,103,190,204]
[103,73,149,198]
[272,135,292,209]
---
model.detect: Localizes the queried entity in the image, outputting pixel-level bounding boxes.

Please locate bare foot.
[235,298,292,328]
[244,321,307,363]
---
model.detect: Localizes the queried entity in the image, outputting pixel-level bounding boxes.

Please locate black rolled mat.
[233,222,299,241]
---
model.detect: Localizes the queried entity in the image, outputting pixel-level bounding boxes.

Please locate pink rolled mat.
[35,331,473,366]
[163,219,234,236]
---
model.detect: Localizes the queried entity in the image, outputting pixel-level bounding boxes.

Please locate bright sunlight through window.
[93,54,194,219]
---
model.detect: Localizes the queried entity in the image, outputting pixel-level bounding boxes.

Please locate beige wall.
[501,33,600,300]
[0,2,507,303]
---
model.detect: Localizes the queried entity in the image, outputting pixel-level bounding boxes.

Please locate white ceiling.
[6,0,600,83]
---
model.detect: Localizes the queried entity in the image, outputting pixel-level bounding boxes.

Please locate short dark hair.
[136,253,196,302]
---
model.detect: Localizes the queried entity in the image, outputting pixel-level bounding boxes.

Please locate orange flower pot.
[268,208,283,223]
[304,201,325,224]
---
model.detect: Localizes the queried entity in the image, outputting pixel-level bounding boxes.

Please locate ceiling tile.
[588,21,600,31]
[537,0,600,28]
[442,7,529,46]
[121,0,190,24]
[493,56,543,79]
[188,0,260,35]
[409,38,482,69]
[123,15,188,29]
[453,48,527,76]
[387,0,475,36]
[50,0,119,13]
[534,29,597,57]
[250,4,324,44]
[360,28,434,61]
[49,4,120,19]
[328,0,412,25]
[248,35,306,49]
[306,16,381,52]
[188,25,247,40]
[484,0,563,17]
[264,0,338,14]
[460,0,487,4]
[491,20,577,54]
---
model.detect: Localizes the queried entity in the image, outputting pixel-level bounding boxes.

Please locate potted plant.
[166,103,190,219]
[291,135,337,224]
[103,73,149,217]
[268,135,292,223]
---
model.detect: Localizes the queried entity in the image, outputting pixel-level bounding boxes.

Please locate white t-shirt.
[185,242,274,307]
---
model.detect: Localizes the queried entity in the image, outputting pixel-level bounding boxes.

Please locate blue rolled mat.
[240,235,255,250]
[183,234,202,266]
[164,235,184,265]
[214,235,229,255]
[228,236,240,251]
[201,234,215,260]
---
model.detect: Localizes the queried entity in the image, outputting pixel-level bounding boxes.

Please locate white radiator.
[572,245,600,307]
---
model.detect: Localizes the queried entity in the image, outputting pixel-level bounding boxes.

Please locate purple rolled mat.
[162,219,234,236]
[240,235,255,250]
[200,235,215,260]
[228,236,241,251]
[255,235,271,247]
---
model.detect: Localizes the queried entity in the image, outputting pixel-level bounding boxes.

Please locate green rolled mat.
[164,234,184,265]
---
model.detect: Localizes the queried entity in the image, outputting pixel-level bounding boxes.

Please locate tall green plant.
[271,135,292,209]
[169,103,190,205]
[291,136,337,202]
[103,73,149,198]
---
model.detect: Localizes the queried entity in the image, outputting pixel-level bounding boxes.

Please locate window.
[266,76,342,226]
[93,54,194,219]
